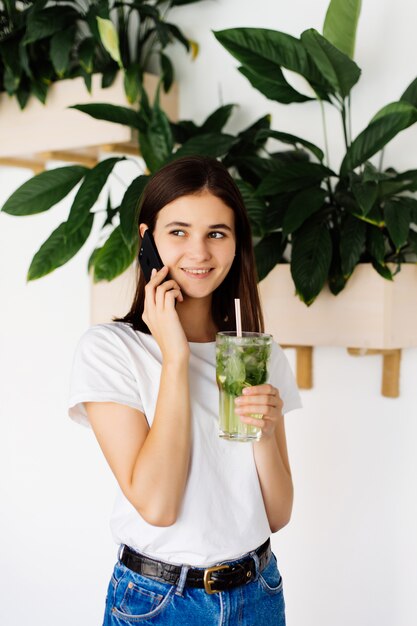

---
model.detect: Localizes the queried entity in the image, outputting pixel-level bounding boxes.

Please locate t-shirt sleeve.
[268,341,302,415]
[68,325,144,428]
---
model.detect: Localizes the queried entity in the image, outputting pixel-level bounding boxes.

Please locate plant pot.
[0,72,178,159]
[258,262,417,349]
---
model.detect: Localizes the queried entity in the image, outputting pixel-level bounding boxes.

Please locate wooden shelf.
[0,73,177,171]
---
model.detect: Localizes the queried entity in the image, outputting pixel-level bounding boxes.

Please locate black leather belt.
[120,538,271,594]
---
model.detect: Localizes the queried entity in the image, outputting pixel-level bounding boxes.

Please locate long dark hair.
[116,155,264,333]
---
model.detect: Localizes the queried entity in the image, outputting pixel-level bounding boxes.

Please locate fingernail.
[151,268,157,277]
[242,388,250,395]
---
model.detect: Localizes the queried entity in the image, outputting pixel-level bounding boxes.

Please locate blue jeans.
[102,546,285,625]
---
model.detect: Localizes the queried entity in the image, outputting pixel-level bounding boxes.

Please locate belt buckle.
[203,564,230,594]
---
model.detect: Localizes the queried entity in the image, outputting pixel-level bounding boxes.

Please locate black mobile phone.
[139,229,165,283]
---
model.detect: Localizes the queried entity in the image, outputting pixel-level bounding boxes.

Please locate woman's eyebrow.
[164,221,233,232]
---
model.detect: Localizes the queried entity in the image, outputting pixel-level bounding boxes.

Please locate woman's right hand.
[142,266,190,362]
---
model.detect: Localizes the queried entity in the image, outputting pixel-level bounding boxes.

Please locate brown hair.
[116,155,264,333]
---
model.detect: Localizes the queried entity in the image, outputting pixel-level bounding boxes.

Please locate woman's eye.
[209,231,225,239]
[170,230,186,237]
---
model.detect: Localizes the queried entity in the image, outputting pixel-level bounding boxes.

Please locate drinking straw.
[234,298,242,337]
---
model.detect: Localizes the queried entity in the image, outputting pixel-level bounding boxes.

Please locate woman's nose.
[187,238,211,260]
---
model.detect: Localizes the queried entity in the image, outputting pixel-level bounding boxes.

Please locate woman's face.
[140,191,236,300]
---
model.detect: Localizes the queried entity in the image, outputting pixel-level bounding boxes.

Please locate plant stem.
[347,94,352,145]
[378,148,385,172]
[319,99,330,167]
[319,99,334,203]
[341,101,349,150]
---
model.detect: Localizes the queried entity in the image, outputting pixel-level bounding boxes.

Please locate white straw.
[234,298,242,337]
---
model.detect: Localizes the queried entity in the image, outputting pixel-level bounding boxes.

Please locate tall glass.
[216,331,272,442]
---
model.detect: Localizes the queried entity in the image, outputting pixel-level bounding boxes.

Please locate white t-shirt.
[68,322,302,566]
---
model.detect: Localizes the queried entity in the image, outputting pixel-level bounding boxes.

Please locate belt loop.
[250,549,260,581]
[175,564,190,597]
[117,544,125,563]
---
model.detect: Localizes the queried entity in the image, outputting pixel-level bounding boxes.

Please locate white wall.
[1,1,416,625]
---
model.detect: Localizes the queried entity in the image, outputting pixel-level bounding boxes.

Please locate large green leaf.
[78,37,96,73]
[328,229,347,295]
[256,162,334,196]
[172,133,236,160]
[214,28,331,99]
[238,65,313,104]
[301,29,361,98]
[31,79,48,105]
[160,52,174,92]
[384,199,411,250]
[340,213,366,274]
[1,166,87,216]
[66,158,125,233]
[282,187,327,235]
[226,155,279,189]
[139,97,174,172]
[323,0,362,59]
[254,232,284,281]
[393,195,417,222]
[214,27,306,75]
[351,180,378,215]
[93,226,137,282]
[71,103,142,130]
[0,36,21,78]
[223,115,272,176]
[371,101,417,123]
[353,204,384,227]
[379,170,417,197]
[50,27,75,77]
[256,129,324,162]
[291,222,332,305]
[372,259,393,281]
[27,213,94,281]
[165,22,190,52]
[23,6,79,44]
[200,104,236,133]
[341,102,417,174]
[366,225,386,262]
[97,17,123,67]
[119,175,149,248]
[400,76,417,107]
[170,119,200,143]
[235,179,268,237]
[124,64,141,104]
[3,65,20,95]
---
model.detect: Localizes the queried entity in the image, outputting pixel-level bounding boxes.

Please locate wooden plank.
[382,350,401,398]
[100,142,140,156]
[0,157,45,174]
[38,151,99,167]
[282,344,313,389]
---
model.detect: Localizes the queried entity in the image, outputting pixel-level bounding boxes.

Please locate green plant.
[213,0,417,304]
[0,82,274,282]
[1,0,280,284]
[0,0,204,109]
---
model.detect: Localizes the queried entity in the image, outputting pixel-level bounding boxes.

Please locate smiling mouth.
[181,268,213,277]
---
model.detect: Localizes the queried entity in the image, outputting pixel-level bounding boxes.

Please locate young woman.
[68,155,302,625]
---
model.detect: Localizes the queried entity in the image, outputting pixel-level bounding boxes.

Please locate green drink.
[216,331,272,442]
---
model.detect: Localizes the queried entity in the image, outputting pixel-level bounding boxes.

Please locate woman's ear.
[139,224,148,239]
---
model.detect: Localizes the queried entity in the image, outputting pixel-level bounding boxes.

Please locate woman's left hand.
[234,384,284,440]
